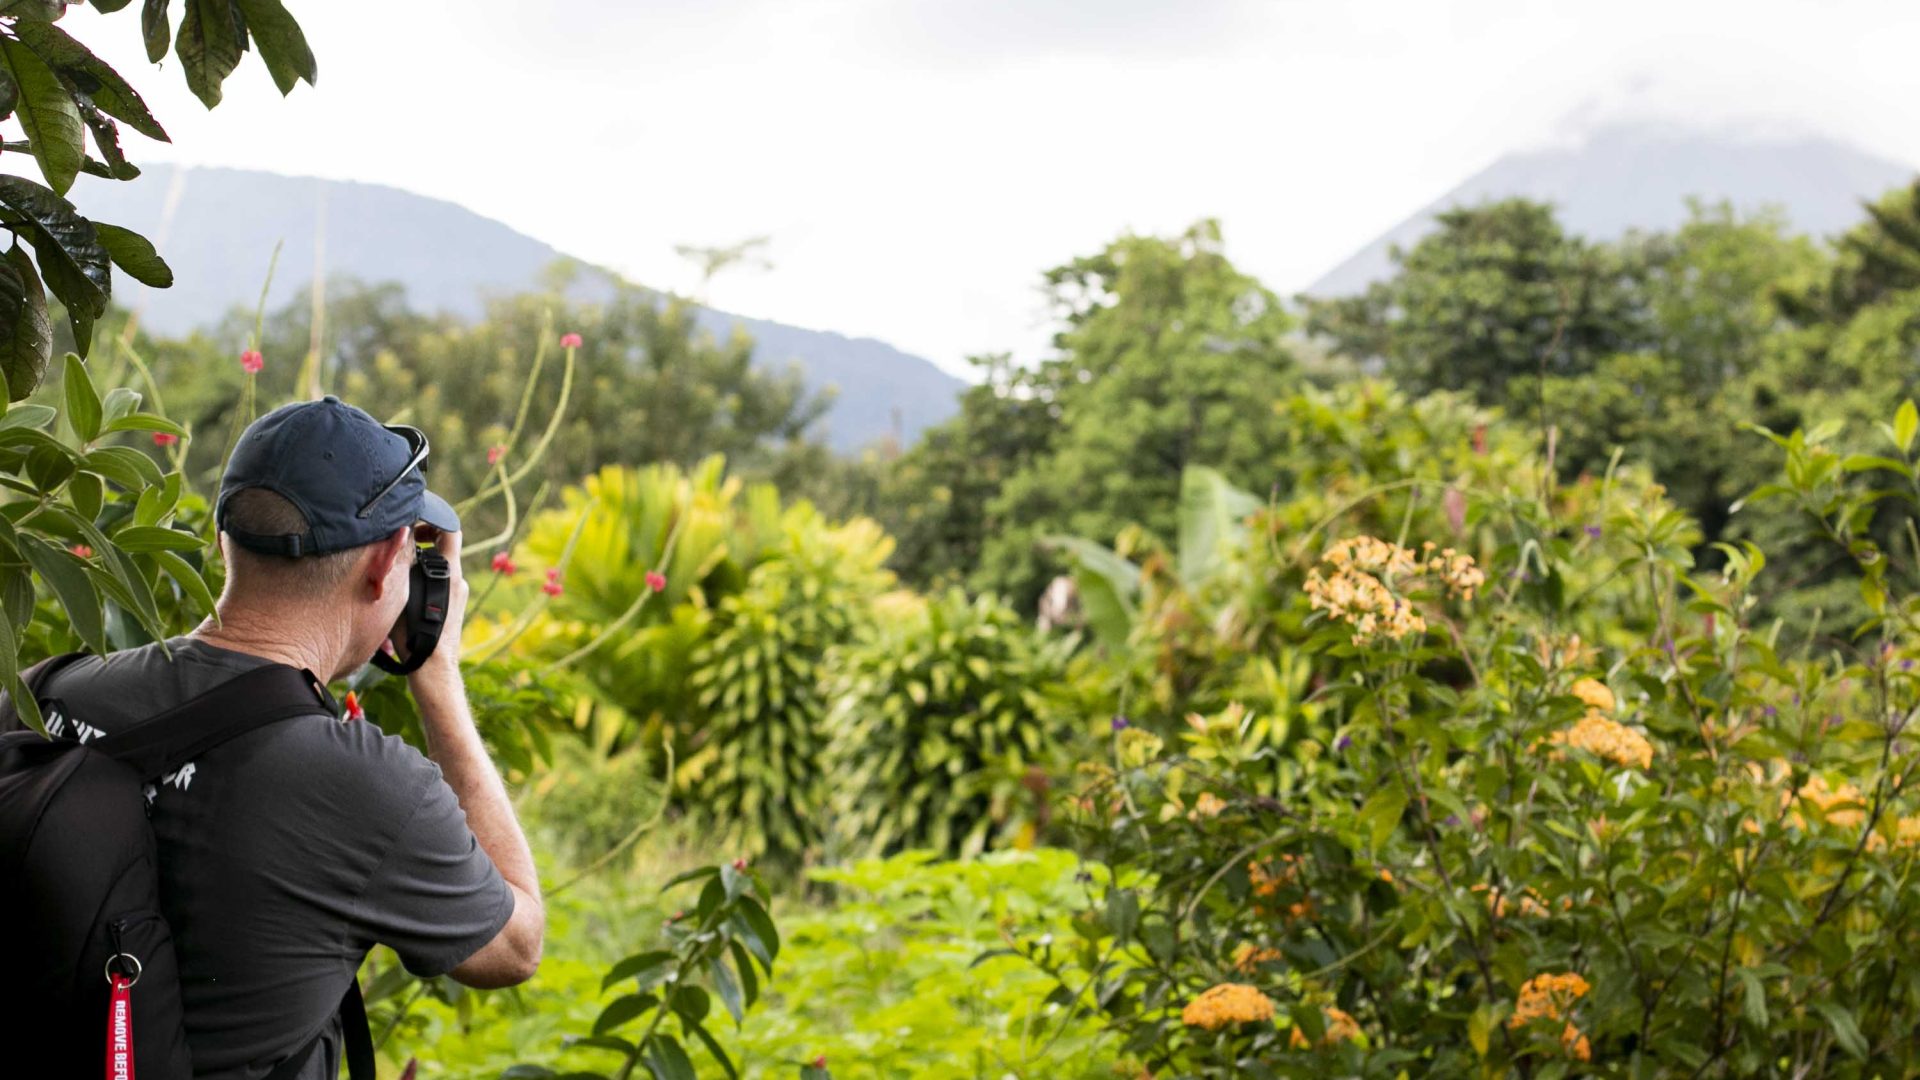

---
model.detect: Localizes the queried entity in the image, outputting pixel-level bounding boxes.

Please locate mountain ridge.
[70,165,964,452]
[1306,124,1917,297]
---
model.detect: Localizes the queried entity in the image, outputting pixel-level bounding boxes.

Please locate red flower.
[152,431,179,447]
[559,332,583,349]
[343,691,365,721]
[239,350,264,374]
[811,1056,828,1069]
[645,570,666,593]
[490,551,517,575]
[542,567,564,596]
[731,857,748,871]
[70,544,92,559]
[486,444,506,466]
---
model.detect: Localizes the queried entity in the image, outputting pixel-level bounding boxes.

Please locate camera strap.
[370,551,451,676]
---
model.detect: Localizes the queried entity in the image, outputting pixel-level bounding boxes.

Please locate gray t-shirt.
[37,637,514,1080]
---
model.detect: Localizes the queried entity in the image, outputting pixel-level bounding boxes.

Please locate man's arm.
[409,527,544,988]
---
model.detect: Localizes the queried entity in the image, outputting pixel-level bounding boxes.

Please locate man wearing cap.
[32,396,543,1078]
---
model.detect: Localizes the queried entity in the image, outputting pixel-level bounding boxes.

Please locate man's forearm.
[413,671,540,900]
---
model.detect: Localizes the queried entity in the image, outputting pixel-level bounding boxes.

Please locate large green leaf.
[0,37,84,195]
[0,0,65,20]
[0,65,18,121]
[62,352,99,442]
[13,19,168,141]
[233,0,314,95]
[93,223,172,288]
[176,0,245,109]
[0,174,110,353]
[20,534,104,654]
[1042,535,1139,652]
[1176,464,1262,587]
[141,0,172,65]
[0,244,50,401]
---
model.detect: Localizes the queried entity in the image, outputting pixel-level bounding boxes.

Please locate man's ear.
[365,527,412,600]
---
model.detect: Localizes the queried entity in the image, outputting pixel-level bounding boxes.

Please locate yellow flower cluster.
[1508,972,1590,1028]
[1181,983,1275,1031]
[1561,1022,1592,1061]
[1188,792,1228,819]
[1791,774,1868,830]
[1305,537,1484,645]
[1288,1006,1362,1049]
[1550,711,1655,770]
[1570,677,1616,711]
[1422,542,1486,600]
[1231,943,1284,972]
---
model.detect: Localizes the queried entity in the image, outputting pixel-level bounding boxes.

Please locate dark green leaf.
[561,1035,635,1056]
[598,949,673,993]
[151,549,214,619]
[800,1066,831,1080]
[684,1021,739,1080]
[91,0,137,11]
[708,955,744,1025]
[175,0,244,109]
[642,1035,696,1080]
[667,985,708,1025]
[0,1,66,21]
[0,174,109,354]
[730,895,779,970]
[25,440,74,490]
[659,865,718,893]
[0,65,17,120]
[591,992,656,1036]
[233,0,314,94]
[63,352,99,442]
[81,445,163,489]
[0,37,83,195]
[12,19,168,141]
[111,525,199,553]
[92,224,171,288]
[67,469,100,519]
[20,534,103,654]
[727,940,757,1008]
[0,244,51,401]
[141,0,171,65]
[1814,1001,1869,1060]
[101,413,185,437]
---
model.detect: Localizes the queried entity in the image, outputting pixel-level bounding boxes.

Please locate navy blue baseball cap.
[215,395,460,557]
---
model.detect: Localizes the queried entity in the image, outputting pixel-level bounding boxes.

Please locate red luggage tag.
[105,955,138,1080]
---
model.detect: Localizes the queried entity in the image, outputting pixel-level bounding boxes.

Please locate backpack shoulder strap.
[260,981,375,1080]
[91,663,337,782]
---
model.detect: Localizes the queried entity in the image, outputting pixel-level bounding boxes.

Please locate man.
[34,396,543,1078]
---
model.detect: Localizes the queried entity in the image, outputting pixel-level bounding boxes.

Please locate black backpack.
[0,653,377,1080]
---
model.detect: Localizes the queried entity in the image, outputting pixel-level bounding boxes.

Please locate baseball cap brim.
[418,490,461,533]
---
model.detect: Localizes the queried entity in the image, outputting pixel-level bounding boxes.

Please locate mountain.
[1306,123,1917,297]
[68,165,963,451]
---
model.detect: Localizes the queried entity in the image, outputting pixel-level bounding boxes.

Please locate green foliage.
[1017,400,1920,1076]
[0,0,310,378]
[827,589,1070,858]
[389,848,1108,1080]
[683,510,894,863]
[1307,199,1655,401]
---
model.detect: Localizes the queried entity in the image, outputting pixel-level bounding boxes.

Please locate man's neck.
[189,606,342,680]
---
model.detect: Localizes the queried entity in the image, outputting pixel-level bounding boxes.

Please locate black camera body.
[371,550,452,675]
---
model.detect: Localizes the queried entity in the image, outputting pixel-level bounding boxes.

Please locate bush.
[1016,402,1920,1076]
[827,589,1071,857]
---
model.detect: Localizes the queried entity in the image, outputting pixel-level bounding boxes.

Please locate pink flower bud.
[491,552,516,575]
[559,332,583,349]
[645,571,666,593]
[70,544,92,559]
[152,431,179,447]
[486,444,505,466]
[239,350,264,374]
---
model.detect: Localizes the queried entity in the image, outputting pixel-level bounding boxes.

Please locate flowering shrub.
[1017,402,1920,1076]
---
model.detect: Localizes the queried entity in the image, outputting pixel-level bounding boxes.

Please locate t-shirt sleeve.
[353,773,516,977]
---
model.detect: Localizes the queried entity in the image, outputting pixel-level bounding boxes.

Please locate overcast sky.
[56,0,1920,375]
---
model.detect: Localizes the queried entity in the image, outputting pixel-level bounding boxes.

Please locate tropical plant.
[682,508,894,863]
[1016,400,1920,1076]
[827,588,1071,858]
[0,0,313,392]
